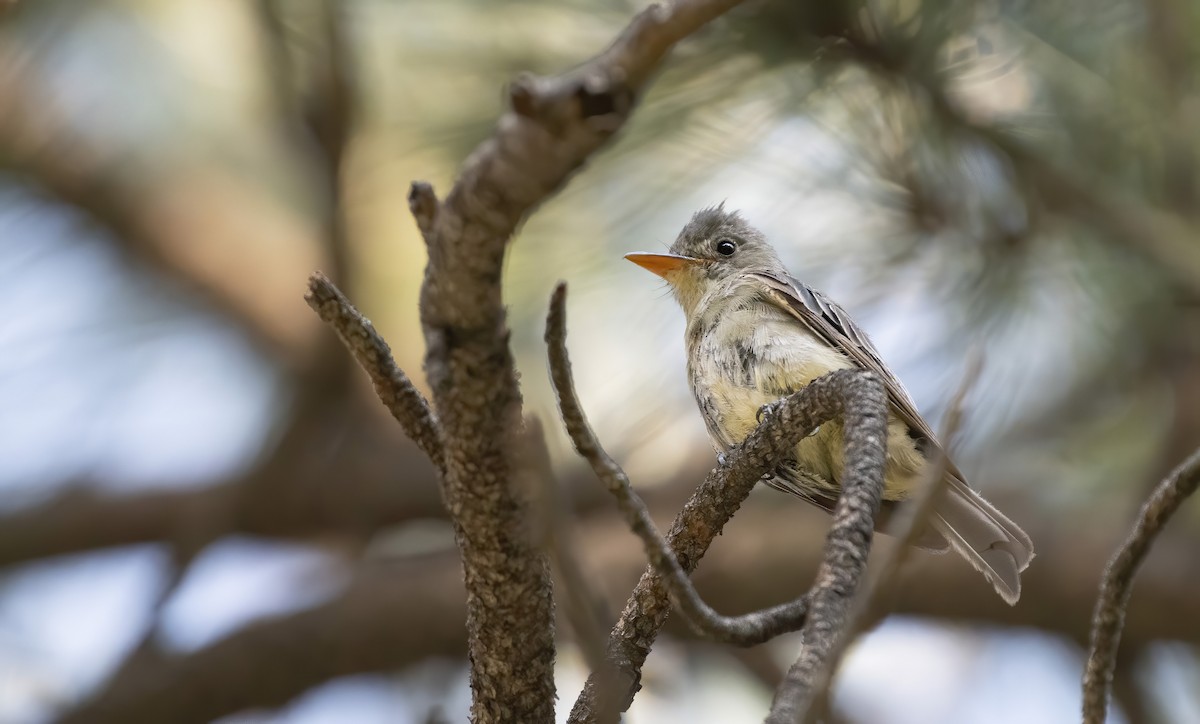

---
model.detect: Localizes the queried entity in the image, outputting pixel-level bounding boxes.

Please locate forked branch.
[548,284,889,723]
[546,283,814,648]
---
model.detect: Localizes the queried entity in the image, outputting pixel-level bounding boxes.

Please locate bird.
[625,204,1034,604]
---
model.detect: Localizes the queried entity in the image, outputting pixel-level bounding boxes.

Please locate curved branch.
[804,351,982,712]
[765,379,889,723]
[1082,445,1200,724]
[547,283,814,648]
[558,282,889,720]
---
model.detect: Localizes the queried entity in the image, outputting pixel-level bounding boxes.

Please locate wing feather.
[748,271,1035,585]
[747,271,959,475]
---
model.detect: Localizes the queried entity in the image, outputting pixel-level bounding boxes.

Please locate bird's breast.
[687,303,854,449]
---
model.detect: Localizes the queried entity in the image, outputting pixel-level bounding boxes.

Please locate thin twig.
[1082,445,1200,723]
[802,351,983,721]
[519,415,612,675]
[304,272,443,466]
[547,283,813,647]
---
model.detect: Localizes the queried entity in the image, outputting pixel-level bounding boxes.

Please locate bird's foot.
[755,401,819,437]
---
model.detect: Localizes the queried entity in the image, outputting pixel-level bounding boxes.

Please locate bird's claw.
[717,452,728,466]
[807,425,821,438]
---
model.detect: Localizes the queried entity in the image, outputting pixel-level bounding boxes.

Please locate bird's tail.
[929,477,1035,605]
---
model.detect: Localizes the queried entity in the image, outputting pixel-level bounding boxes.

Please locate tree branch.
[44,489,1200,724]
[558,292,888,722]
[304,272,443,465]
[519,415,612,676]
[52,556,468,724]
[403,1,749,719]
[547,283,813,649]
[763,390,889,723]
[1082,445,1200,724]
[803,351,982,715]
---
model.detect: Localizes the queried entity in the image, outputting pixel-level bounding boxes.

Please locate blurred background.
[1,0,1199,722]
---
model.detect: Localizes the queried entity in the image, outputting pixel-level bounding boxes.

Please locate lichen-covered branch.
[1081,445,1200,724]
[547,283,812,649]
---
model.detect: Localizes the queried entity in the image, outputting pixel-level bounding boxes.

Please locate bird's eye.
[715,238,737,256]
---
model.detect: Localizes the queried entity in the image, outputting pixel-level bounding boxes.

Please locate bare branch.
[803,351,983,719]
[547,283,812,648]
[408,1,750,719]
[1082,445,1200,724]
[763,388,890,724]
[407,181,439,235]
[560,308,888,719]
[304,272,443,466]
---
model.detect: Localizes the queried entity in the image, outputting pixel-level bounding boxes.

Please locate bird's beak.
[624,252,702,279]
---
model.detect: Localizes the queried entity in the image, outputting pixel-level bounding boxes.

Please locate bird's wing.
[751,271,1036,587]
[748,270,957,474]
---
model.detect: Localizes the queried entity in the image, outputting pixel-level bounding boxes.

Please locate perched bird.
[626,205,1034,604]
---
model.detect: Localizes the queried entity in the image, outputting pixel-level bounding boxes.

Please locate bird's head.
[626,204,782,315]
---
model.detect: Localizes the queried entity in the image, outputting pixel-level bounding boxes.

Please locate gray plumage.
[629,204,1034,604]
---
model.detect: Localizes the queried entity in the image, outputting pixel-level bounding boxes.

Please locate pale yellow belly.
[690,307,927,500]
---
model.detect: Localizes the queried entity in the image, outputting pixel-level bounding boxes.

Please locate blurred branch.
[53,555,467,724]
[97,492,238,692]
[256,0,355,284]
[401,0,750,719]
[1110,648,1152,724]
[979,123,1200,298]
[1082,445,1200,724]
[0,414,442,568]
[0,38,326,362]
[41,487,1200,724]
[305,272,443,465]
[520,415,612,676]
[548,282,818,649]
